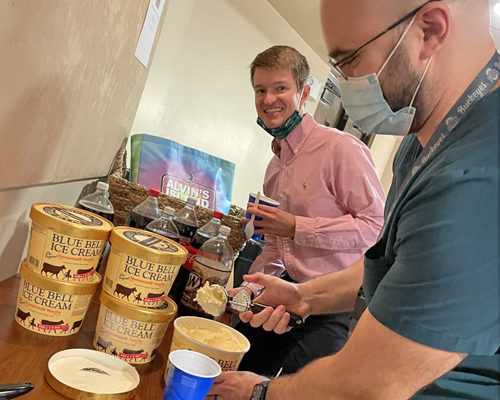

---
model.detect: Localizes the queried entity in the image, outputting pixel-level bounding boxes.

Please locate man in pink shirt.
[234,45,385,375]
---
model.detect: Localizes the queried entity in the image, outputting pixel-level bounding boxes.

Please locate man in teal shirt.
[209,0,499,399]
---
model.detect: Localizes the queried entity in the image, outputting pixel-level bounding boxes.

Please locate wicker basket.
[108,148,247,254]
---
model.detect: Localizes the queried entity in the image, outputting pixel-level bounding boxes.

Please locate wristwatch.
[251,380,270,400]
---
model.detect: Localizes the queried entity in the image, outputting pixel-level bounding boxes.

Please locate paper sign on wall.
[135,0,166,68]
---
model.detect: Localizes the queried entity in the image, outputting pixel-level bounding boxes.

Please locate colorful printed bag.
[130,134,235,214]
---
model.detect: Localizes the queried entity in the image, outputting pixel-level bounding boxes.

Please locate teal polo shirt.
[364,87,500,399]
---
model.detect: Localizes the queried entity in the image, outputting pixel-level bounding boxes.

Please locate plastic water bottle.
[191,211,223,247]
[173,197,199,247]
[145,206,180,242]
[179,226,234,318]
[170,211,223,304]
[185,211,224,269]
[77,181,114,223]
[77,181,114,272]
[126,189,162,229]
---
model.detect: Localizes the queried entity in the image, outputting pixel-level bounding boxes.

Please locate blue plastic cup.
[163,350,221,400]
[243,193,280,240]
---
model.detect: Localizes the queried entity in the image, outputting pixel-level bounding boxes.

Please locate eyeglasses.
[329,0,442,80]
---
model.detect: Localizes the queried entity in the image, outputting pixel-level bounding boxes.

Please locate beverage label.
[183,243,199,270]
[180,257,230,313]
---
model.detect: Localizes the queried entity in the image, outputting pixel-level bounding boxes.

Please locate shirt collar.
[271,113,316,157]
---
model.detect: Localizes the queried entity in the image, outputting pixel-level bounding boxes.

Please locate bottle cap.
[213,211,224,220]
[186,197,198,205]
[149,189,160,197]
[219,226,231,235]
[163,206,176,216]
[96,181,109,191]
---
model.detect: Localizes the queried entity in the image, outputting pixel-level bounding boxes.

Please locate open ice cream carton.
[166,316,250,378]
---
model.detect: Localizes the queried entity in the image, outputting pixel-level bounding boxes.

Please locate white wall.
[0,179,94,281]
[130,0,330,208]
[491,0,500,47]
[0,0,331,282]
[370,135,404,194]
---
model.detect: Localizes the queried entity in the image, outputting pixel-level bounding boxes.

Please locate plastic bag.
[130,134,235,214]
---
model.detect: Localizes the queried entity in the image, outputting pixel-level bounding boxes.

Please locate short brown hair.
[250,45,310,91]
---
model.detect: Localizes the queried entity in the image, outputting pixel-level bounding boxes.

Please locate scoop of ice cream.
[195,282,227,317]
[178,322,245,352]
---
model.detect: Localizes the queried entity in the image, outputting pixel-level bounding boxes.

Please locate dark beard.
[380,40,431,133]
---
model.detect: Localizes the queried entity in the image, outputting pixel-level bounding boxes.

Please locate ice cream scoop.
[195,283,304,328]
[0,383,34,399]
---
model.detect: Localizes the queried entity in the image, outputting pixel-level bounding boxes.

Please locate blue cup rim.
[249,193,280,206]
[169,350,222,379]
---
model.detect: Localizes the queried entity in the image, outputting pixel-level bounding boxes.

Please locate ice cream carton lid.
[110,227,187,265]
[46,348,140,400]
[30,203,113,241]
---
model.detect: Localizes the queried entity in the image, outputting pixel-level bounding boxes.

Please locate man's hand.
[243,203,296,238]
[208,371,265,400]
[239,273,311,334]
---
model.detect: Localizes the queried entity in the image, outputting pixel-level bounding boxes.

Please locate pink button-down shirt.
[247,113,385,291]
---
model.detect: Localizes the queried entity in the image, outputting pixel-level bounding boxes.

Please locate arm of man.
[211,167,500,400]
[268,312,466,400]
[210,311,467,400]
[247,136,385,249]
[239,258,364,333]
[275,168,499,398]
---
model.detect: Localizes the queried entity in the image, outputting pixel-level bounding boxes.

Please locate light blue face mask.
[338,17,432,136]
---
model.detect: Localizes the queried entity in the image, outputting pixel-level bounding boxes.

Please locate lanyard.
[379,52,500,240]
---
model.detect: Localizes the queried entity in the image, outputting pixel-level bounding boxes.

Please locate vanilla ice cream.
[169,317,251,373]
[195,282,227,317]
[178,322,245,352]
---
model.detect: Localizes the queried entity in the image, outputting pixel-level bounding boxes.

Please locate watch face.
[252,382,269,400]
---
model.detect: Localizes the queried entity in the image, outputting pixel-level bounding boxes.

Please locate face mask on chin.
[257,110,303,139]
[338,16,433,136]
[256,90,305,139]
